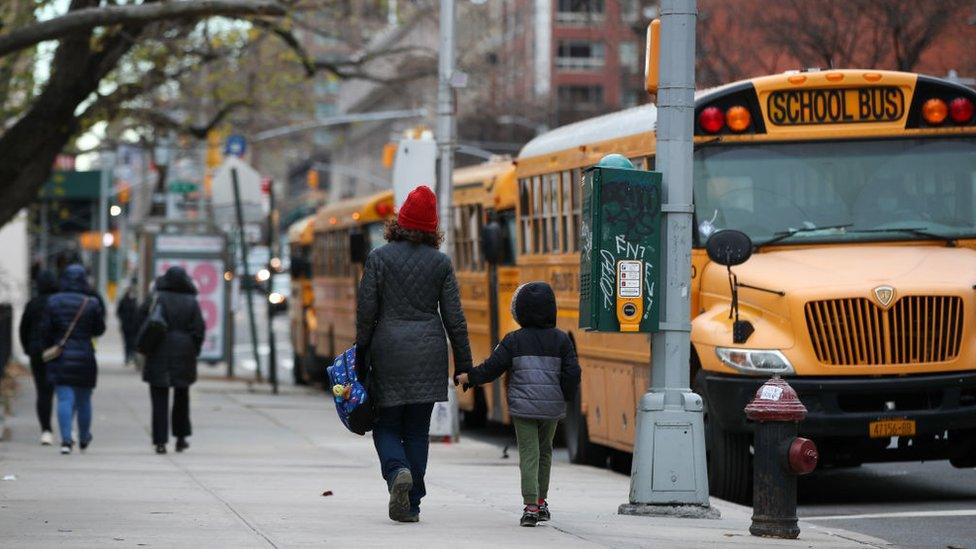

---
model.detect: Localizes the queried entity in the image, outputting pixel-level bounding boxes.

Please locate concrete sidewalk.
[0,332,892,548]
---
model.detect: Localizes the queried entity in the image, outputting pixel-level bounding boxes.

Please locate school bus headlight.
[725,105,751,132]
[716,348,794,375]
[922,98,948,125]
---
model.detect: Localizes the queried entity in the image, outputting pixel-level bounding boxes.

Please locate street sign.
[225,134,247,157]
[168,180,199,194]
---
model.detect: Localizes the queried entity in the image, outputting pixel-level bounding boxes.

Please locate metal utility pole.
[436,0,456,257]
[98,152,112,299]
[266,179,279,394]
[620,0,715,517]
[231,167,263,382]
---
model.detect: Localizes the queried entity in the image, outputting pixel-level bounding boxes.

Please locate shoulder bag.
[136,294,168,354]
[42,297,90,363]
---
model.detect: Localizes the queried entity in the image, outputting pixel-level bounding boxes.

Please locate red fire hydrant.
[745,376,818,539]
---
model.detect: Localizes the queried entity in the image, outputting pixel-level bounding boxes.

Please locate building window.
[558,85,604,107]
[556,40,606,70]
[619,42,640,74]
[556,0,605,24]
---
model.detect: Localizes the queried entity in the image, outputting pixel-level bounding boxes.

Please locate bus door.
[483,208,518,423]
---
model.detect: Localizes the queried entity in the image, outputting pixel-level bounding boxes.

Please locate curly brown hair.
[384,219,443,248]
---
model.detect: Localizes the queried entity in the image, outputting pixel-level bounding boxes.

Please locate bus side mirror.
[706,230,755,344]
[481,221,503,265]
[706,229,752,266]
[349,232,368,264]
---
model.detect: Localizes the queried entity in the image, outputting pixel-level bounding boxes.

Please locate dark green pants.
[513,417,559,505]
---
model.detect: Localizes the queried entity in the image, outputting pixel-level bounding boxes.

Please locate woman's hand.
[454,373,469,386]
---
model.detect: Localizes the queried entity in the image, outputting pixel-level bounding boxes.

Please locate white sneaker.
[60,443,72,455]
[40,431,53,446]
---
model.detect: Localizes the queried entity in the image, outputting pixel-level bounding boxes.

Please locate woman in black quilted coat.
[139,266,206,455]
[356,185,472,523]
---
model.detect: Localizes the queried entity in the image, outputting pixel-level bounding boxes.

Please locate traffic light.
[307,169,320,190]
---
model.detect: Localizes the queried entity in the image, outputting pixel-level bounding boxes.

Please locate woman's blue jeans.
[372,402,434,513]
[55,385,92,445]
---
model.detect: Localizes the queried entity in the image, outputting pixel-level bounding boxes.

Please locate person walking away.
[455,281,581,527]
[356,185,472,523]
[18,270,59,445]
[40,264,106,454]
[139,266,205,455]
[116,282,139,366]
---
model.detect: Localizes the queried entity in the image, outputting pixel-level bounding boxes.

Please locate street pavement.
[0,325,892,548]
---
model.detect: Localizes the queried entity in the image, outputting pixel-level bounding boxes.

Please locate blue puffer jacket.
[466,282,581,420]
[41,265,106,388]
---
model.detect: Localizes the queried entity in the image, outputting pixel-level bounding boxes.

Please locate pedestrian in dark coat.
[456,281,581,527]
[40,264,106,454]
[138,266,205,454]
[18,270,59,444]
[115,283,139,365]
[355,185,472,523]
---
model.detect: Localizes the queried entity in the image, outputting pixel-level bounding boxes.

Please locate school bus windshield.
[693,137,976,246]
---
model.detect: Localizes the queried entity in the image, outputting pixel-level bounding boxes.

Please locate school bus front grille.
[804,296,964,366]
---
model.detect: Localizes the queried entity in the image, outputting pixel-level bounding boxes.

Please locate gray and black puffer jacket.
[356,240,473,407]
[467,282,581,420]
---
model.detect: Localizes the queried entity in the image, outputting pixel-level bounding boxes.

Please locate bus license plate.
[868,419,916,438]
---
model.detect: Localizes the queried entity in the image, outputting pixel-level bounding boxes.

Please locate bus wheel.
[462,386,488,428]
[292,352,306,385]
[564,389,608,467]
[698,377,752,504]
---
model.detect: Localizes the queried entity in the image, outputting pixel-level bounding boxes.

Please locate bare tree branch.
[115,100,249,138]
[0,0,286,58]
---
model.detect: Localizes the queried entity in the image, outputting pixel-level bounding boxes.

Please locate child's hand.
[455,373,470,386]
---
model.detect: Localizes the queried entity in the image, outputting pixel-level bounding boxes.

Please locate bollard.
[744,376,818,539]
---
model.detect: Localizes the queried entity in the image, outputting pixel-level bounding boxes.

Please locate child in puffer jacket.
[456,281,581,527]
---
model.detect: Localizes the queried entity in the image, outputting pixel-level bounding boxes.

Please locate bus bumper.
[698,371,976,462]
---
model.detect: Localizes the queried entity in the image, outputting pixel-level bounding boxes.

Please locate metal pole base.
[619,502,720,519]
[622,391,715,514]
[749,516,800,539]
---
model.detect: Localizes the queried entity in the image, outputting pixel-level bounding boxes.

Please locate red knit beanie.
[397,185,439,233]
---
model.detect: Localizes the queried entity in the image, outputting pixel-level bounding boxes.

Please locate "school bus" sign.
[767,86,905,126]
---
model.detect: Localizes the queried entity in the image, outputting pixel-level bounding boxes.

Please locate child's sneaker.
[520,505,540,527]
[537,499,550,521]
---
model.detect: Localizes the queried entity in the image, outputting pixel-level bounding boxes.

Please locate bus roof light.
[949,97,974,124]
[699,106,725,133]
[375,201,393,217]
[726,106,751,132]
[922,98,948,125]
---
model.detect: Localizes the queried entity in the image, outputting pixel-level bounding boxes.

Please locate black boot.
[175,438,189,452]
[155,444,167,454]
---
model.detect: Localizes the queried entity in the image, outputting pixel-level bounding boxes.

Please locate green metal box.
[579,161,662,333]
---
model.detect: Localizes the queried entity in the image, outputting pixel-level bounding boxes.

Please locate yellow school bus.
[310,191,395,380]
[451,159,520,425]
[513,69,976,502]
[287,215,317,384]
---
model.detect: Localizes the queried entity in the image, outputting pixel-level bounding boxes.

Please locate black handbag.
[136,294,168,354]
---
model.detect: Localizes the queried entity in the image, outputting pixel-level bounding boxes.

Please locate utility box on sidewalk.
[579,154,662,333]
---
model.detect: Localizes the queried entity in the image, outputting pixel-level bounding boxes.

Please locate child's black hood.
[511,281,556,329]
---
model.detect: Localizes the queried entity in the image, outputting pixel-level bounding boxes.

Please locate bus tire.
[698,375,752,504]
[564,389,608,467]
[462,386,488,429]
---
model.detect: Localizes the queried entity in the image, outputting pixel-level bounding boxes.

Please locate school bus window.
[561,171,572,253]
[534,176,547,253]
[546,173,561,253]
[518,180,532,255]
[571,168,582,251]
[501,211,518,265]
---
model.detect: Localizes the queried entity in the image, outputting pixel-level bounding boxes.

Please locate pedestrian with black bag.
[355,185,472,523]
[39,264,106,454]
[19,269,59,445]
[138,266,205,455]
